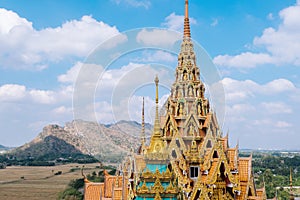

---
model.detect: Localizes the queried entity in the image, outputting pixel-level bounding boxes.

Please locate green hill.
[8,135,97,165]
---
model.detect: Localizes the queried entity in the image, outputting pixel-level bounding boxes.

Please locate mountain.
[12,120,152,163]
[0,144,12,153]
[11,135,84,160]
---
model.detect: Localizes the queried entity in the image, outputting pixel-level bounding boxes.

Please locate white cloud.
[211,18,219,27]
[58,62,82,83]
[267,13,274,20]
[214,53,273,68]
[263,78,296,94]
[162,13,197,32]
[221,76,299,149]
[0,8,32,34]
[134,50,177,63]
[52,106,73,115]
[29,90,56,104]
[136,29,181,46]
[70,61,174,122]
[214,1,300,68]
[0,84,26,101]
[0,83,73,105]
[95,62,173,101]
[0,9,121,70]
[275,121,292,128]
[222,78,296,102]
[112,0,151,9]
[95,94,167,125]
[226,104,255,115]
[261,102,292,114]
[254,119,292,129]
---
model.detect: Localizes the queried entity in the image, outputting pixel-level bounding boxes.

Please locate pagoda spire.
[184,0,191,38]
[154,75,161,136]
[141,97,146,145]
[290,168,295,200]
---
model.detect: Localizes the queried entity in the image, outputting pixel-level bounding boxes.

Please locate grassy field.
[0,163,101,200]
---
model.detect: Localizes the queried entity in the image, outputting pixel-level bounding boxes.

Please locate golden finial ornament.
[184,0,191,38]
[154,75,161,136]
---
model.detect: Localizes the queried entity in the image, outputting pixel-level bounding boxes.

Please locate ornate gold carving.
[142,168,152,179]
[154,192,162,200]
[138,181,149,193]
[163,168,172,179]
[154,168,162,179]
[166,181,177,193]
[151,178,164,193]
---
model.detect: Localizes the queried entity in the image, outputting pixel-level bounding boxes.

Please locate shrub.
[54,171,62,175]
[68,179,84,190]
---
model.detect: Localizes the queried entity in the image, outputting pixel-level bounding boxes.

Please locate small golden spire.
[184,0,191,38]
[290,167,293,187]
[154,75,161,136]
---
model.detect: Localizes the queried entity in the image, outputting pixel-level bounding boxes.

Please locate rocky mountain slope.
[12,120,152,162]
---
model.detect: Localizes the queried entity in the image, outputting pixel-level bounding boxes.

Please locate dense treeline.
[241,152,300,199]
[252,154,300,177]
[0,153,98,167]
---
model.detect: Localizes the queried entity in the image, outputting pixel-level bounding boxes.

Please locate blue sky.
[0,0,299,149]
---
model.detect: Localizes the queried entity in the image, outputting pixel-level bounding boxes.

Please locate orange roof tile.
[206,160,218,184]
[227,148,237,170]
[239,157,251,182]
[84,182,104,200]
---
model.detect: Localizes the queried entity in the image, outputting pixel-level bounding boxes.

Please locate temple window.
[213,151,218,158]
[176,138,181,148]
[248,188,253,196]
[172,149,177,158]
[190,166,199,179]
[206,140,212,148]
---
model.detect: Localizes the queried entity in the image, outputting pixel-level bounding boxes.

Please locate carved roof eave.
[183,112,201,128]
[201,142,240,186]
[168,133,187,153]
[242,175,257,200]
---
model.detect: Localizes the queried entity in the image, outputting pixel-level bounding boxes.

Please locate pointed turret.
[144,75,167,158]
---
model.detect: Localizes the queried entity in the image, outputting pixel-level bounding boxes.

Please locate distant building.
[83,0,266,199]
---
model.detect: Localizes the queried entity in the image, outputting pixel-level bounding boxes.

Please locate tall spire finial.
[155,75,159,104]
[141,97,145,144]
[154,75,161,136]
[184,0,191,38]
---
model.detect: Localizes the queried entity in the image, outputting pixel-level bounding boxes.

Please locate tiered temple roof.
[84,0,266,199]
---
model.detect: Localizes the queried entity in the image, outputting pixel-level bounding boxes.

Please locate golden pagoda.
[84,0,266,199]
